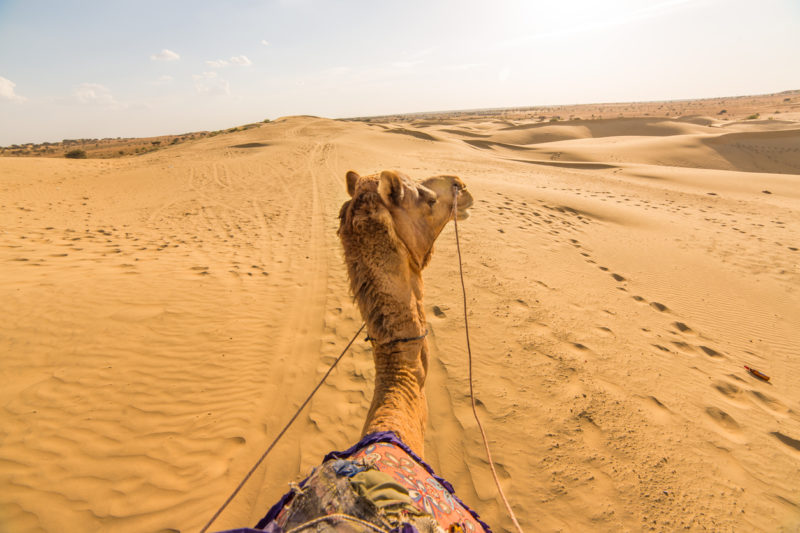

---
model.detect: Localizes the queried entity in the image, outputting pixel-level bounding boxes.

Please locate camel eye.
[427,197,437,207]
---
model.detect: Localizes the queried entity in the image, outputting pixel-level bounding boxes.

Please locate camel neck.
[364,336,429,455]
[359,261,427,346]
[360,267,429,456]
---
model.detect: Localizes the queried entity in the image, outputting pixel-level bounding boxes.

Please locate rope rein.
[199,323,366,533]
[453,185,524,533]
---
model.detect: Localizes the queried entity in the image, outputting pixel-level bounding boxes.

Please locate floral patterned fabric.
[253,431,491,533]
[350,442,485,533]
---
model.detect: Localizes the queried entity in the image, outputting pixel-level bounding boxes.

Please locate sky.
[1,0,799,145]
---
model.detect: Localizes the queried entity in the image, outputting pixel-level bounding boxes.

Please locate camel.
[228,171,487,533]
[337,170,473,456]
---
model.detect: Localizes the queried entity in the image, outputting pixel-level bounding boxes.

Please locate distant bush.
[64,149,87,159]
[151,140,161,146]
[262,118,271,123]
[746,113,760,120]
[717,109,727,115]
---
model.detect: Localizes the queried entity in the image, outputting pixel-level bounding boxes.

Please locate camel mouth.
[454,189,473,220]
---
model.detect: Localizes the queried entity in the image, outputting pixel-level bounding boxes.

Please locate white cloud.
[261,40,270,46]
[193,72,230,95]
[150,49,180,61]
[445,63,482,71]
[391,60,423,69]
[205,55,253,69]
[205,59,229,68]
[150,75,174,86]
[0,76,26,102]
[74,83,117,105]
[229,55,252,67]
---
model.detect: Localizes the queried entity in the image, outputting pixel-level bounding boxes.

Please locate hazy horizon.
[1,0,799,145]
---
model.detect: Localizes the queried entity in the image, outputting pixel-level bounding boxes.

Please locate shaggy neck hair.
[338,183,427,344]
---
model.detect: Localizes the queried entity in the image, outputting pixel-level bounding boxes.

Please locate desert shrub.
[746,113,760,120]
[151,140,161,146]
[717,109,727,115]
[65,149,87,159]
[263,118,271,123]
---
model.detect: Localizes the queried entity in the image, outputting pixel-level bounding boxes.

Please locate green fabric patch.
[349,469,414,509]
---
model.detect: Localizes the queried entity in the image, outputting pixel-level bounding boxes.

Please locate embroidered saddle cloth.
[218,431,491,533]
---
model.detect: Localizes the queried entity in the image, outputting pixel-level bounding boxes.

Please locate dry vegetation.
[0,121,269,159]
[346,89,800,125]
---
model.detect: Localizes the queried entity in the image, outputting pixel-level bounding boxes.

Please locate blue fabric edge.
[253,431,493,533]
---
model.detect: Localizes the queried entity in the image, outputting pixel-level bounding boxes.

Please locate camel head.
[340,170,473,271]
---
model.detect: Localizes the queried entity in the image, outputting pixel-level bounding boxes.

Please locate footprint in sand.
[671,341,695,354]
[749,390,791,415]
[712,380,747,405]
[593,326,614,337]
[650,302,669,312]
[698,345,724,358]
[611,273,626,282]
[672,322,694,334]
[706,406,743,438]
[637,395,673,425]
[771,432,800,453]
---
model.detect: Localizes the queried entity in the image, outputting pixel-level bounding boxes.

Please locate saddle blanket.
[216,431,490,533]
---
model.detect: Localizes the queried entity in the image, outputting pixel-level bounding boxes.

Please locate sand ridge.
[1,111,799,532]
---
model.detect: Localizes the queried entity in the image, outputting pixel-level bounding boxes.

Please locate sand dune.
[1,112,799,533]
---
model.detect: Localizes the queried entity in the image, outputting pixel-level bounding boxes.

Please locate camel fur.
[337,170,473,456]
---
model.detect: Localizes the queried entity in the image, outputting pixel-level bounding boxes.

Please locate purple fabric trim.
[253,431,491,532]
[215,530,269,533]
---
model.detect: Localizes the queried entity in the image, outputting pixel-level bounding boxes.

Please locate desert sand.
[1,101,799,532]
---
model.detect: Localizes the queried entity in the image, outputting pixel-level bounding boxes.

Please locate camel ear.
[346,170,360,197]
[378,170,404,206]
